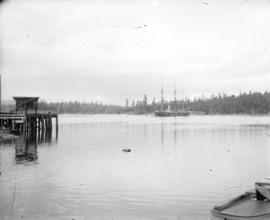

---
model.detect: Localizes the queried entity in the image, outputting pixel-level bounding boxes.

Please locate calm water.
[1,115,270,220]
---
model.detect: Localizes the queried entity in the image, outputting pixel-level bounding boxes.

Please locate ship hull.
[154,111,190,117]
[154,111,173,117]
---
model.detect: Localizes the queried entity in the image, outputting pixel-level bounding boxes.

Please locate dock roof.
[13,97,39,102]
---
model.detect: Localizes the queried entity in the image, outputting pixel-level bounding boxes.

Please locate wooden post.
[34,117,37,138]
[45,116,48,130]
[55,114,58,140]
[30,118,33,135]
[46,112,52,131]
[56,114,58,131]
[21,121,24,135]
[8,119,11,130]
[41,115,45,131]
[11,119,14,131]
[49,114,52,130]
[38,117,40,131]
[33,118,36,135]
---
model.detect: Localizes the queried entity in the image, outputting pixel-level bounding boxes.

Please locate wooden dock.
[0,112,58,134]
[0,97,59,136]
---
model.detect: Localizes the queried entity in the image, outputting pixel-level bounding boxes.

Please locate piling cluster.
[0,113,58,135]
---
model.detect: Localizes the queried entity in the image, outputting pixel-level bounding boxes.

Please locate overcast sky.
[1,0,270,105]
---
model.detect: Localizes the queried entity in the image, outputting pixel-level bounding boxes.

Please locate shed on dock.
[13,97,39,114]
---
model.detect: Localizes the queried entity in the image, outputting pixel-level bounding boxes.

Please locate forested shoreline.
[39,91,270,114]
[186,91,270,114]
[4,91,270,115]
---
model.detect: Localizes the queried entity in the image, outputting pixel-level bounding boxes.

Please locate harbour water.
[1,115,270,220]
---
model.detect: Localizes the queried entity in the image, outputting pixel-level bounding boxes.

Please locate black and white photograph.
[1,0,270,219]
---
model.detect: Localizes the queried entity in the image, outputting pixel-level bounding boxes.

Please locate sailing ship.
[154,84,190,117]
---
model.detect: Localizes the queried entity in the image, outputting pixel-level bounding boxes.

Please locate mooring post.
[30,117,34,135]
[38,117,41,131]
[41,114,45,131]
[27,116,30,133]
[49,113,52,130]
[34,117,37,135]
[38,124,41,141]
[45,116,48,130]
[34,117,37,138]
[56,114,58,131]
[45,114,52,131]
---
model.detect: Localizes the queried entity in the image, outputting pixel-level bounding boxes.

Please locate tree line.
[186,91,270,114]
[38,101,123,114]
[126,91,270,115]
[3,91,270,115]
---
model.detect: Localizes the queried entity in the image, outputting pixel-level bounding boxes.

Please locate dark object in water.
[122,148,131,152]
[211,179,270,219]
[154,110,190,117]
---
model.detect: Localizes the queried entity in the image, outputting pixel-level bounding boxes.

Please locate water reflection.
[143,123,147,145]
[2,115,270,220]
[15,130,53,162]
[160,122,164,153]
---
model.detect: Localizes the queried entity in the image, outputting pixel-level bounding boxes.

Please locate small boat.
[211,179,270,219]
[122,147,131,152]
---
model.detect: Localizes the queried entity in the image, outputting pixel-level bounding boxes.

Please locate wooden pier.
[0,97,58,135]
[0,112,58,134]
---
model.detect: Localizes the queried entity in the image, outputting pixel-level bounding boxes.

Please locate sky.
[1,0,270,105]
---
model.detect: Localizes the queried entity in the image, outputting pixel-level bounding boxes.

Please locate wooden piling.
[56,114,58,131]
[38,117,41,131]
[41,115,44,131]
[0,112,58,138]
[49,116,52,130]
[45,116,48,130]
[46,113,52,131]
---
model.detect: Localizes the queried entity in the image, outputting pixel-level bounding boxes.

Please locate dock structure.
[0,97,58,135]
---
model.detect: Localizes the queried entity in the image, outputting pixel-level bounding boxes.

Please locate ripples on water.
[1,115,270,220]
